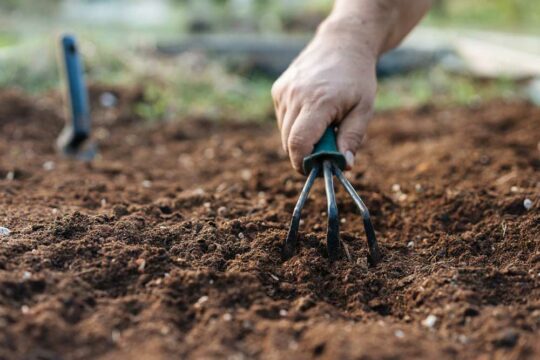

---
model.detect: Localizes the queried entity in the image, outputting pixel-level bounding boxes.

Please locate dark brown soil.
[0,87,539,360]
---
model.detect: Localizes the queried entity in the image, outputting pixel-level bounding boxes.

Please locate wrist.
[318,4,397,57]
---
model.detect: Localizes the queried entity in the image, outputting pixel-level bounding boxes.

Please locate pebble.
[415,183,423,192]
[0,227,11,236]
[394,329,405,338]
[240,169,252,181]
[99,92,118,108]
[223,313,233,321]
[135,258,146,272]
[21,305,30,314]
[238,232,245,240]
[195,296,209,306]
[217,206,228,216]
[422,314,438,328]
[391,184,401,192]
[523,198,533,210]
[142,180,152,188]
[43,161,55,171]
[407,241,415,248]
[6,171,14,181]
[279,309,288,317]
[22,271,32,280]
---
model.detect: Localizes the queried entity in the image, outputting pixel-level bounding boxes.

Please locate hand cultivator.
[56,34,96,161]
[283,127,382,265]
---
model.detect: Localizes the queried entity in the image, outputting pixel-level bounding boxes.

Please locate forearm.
[319,0,432,56]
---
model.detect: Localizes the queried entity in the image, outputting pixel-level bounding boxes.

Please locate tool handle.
[61,34,91,138]
[302,127,346,175]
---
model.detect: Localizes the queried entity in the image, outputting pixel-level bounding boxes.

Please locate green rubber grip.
[303,127,346,175]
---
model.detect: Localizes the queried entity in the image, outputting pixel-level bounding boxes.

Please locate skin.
[272,0,432,173]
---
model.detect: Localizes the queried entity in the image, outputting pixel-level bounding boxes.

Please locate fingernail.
[345,151,355,169]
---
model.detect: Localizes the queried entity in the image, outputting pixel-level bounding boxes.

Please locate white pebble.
[422,314,438,328]
[415,183,423,192]
[524,198,533,210]
[223,313,232,321]
[279,309,288,317]
[0,227,11,236]
[217,206,227,216]
[407,241,414,248]
[21,305,30,314]
[240,169,252,181]
[391,184,401,192]
[43,161,55,171]
[510,186,519,193]
[142,180,152,188]
[6,171,14,181]
[22,271,32,280]
[238,232,245,240]
[99,92,118,108]
[196,295,209,305]
[394,329,405,338]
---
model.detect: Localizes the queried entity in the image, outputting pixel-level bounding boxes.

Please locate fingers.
[336,103,373,170]
[280,104,301,154]
[287,106,333,173]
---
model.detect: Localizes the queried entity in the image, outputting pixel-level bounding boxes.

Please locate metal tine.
[323,160,340,260]
[282,164,320,259]
[333,165,382,266]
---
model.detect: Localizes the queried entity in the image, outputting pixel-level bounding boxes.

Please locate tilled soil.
[0,87,539,360]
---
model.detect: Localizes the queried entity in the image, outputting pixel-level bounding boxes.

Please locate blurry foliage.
[0,0,536,121]
[0,0,61,14]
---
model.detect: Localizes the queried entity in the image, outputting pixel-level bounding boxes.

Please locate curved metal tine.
[282,165,320,259]
[333,165,382,266]
[323,160,340,260]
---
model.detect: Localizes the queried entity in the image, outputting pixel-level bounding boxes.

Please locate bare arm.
[272,0,432,173]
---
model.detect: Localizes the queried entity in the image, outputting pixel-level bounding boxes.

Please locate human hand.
[272,20,378,173]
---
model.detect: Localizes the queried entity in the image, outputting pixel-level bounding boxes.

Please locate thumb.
[336,104,373,170]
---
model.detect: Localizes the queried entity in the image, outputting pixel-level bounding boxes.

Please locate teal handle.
[302,127,346,175]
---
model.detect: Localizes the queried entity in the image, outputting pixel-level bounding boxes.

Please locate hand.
[272,20,378,173]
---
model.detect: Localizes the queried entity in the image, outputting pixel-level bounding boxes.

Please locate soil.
[0,87,539,360]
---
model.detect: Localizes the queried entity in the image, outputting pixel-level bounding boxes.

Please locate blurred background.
[0,0,539,122]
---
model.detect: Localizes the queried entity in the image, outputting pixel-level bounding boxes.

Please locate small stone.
[523,198,533,210]
[422,314,438,328]
[99,92,117,108]
[415,183,423,192]
[142,180,152,188]
[240,169,252,181]
[203,202,211,209]
[279,309,288,317]
[100,198,107,207]
[0,227,11,236]
[217,206,228,216]
[391,184,401,192]
[340,218,346,224]
[238,232,245,240]
[394,329,405,338]
[407,241,414,248]
[43,161,55,171]
[135,258,146,272]
[510,186,519,193]
[111,329,121,343]
[6,171,14,181]
[21,305,30,314]
[195,295,209,307]
[22,271,32,280]
[223,313,232,321]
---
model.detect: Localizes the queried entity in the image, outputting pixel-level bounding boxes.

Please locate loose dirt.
[0,88,538,359]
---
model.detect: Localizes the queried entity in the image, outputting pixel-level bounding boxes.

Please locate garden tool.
[283,127,382,265]
[56,34,96,161]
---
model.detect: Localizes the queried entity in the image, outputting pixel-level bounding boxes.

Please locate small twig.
[341,241,353,263]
